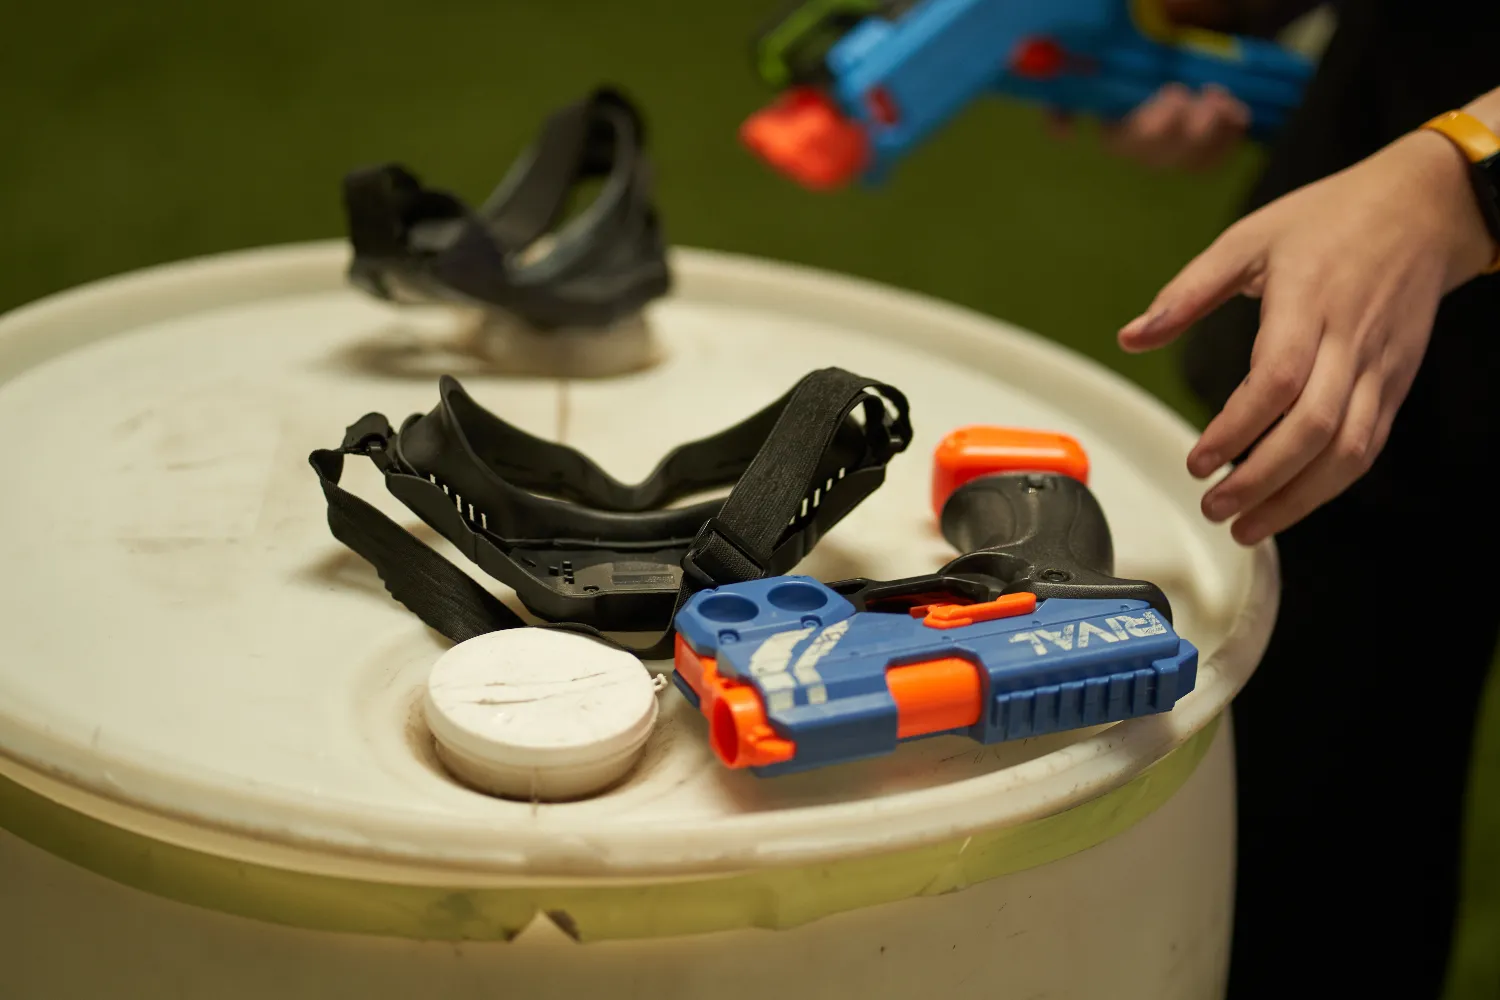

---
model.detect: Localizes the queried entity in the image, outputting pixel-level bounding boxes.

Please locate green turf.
[1,2,1494,993]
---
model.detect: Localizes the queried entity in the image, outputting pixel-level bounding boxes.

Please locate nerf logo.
[1009,612,1167,656]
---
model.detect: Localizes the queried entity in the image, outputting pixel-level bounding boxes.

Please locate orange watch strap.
[1421,110,1500,274]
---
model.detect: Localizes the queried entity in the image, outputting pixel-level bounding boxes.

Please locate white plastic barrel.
[0,244,1277,999]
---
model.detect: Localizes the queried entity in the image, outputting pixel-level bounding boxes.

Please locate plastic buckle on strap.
[341,413,395,457]
[681,516,769,591]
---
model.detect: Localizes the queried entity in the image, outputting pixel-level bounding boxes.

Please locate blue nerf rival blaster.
[741,0,1314,188]
[672,427,1198,776]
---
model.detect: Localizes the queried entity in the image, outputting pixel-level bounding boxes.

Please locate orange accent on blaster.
[679,635,994,763]
[674,635,797,769]
[712,686,797,768]
[931,426,1090,517]
[886,657,985,739]
[914,592,1037,630]
[740,87,871,191]
[673,633,712,701]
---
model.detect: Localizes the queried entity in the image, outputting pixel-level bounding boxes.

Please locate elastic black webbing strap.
[340,90,619,265]
[478,87,643,255]
[683,368,905,584]
[317,443,661,654]
[480,96,592,252]
[310,371,907,659]
[312,419,681,657]
[311,438,527,644]
[342,165,426,260]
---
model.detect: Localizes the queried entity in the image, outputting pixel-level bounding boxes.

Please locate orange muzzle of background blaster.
[740,87,871,191]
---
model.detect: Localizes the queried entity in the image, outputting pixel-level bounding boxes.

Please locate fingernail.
[1119,307,1170,345]
[1231,520,1265,546]
[1204,492,1238,522]
[1187,450,1220,478]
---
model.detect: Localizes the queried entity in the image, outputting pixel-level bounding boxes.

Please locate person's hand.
[1043,0,1254,171]
[1117,129,1499,545]
[1046,83,1250,172]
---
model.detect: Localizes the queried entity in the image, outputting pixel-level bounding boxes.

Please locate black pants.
[1226,485,1495,996]
[1183,282,1499,996]
[1172,8,1500,985]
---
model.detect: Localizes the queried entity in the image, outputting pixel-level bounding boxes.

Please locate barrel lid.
[0,243,1276,879]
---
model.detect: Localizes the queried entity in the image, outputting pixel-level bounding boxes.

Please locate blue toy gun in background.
[741,0,1315,189]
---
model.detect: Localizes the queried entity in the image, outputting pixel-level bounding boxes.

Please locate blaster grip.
[939,472,1173,621]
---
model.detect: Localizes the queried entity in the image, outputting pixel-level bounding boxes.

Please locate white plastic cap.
[423,628,659,801]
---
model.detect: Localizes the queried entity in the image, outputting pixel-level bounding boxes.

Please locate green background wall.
[2,1,1494,994]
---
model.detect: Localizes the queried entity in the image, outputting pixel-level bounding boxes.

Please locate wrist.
[1463,90,1500,135]
[1396,128,1500,285]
